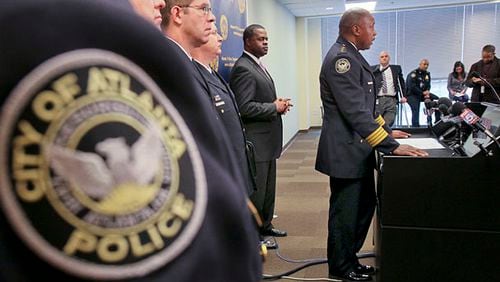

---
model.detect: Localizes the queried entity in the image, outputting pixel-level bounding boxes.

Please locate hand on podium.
[393,144,428,157]
[392,130,411,139]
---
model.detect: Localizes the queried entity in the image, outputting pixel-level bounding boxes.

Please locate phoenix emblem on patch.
[335,58,351,74]
[0,49,207,280]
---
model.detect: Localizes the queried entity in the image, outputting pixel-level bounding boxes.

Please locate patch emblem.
[220,15,229,41]
[0,49,207,280]
[335,58,351,74]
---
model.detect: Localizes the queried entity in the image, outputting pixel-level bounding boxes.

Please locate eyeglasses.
[179,5,212,15]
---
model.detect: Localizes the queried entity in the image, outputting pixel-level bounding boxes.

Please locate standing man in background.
[372,51,406,127]
[316,8,427,281]
[405,59,440,126]
[230,24,291,239]
[466,44,500,104]
[191,24,256,196]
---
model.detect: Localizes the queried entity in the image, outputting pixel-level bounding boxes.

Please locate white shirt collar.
[166,36,192,61]
[347,40,358,50]
[193,59,212,73]
[244,50,263,65]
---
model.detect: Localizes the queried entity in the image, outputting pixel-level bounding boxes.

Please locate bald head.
[339,8,371,35]
[418,59,429,71]
[379,51,390,66]
[338,8,376,50]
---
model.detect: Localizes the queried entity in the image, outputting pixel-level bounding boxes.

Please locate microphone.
[424,99,437,110]
[437,97,452,116]
[449,101,466,117]
[438,97,453,108]
[459,108,497,140]
[470,71,500,102]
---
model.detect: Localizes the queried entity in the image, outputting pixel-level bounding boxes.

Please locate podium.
[375,127,500,281]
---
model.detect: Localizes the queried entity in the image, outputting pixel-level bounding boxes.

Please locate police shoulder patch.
[335,58,351,74]
[0,49,207,280]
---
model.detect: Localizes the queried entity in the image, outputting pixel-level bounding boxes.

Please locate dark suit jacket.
[194,61,255,195]
[229,52,282,162]
[315,37,398,179]
[0,1,261,281]
[466,57,500,103]
[372,64,406,100]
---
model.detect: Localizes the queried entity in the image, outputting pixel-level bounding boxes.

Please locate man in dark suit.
[230,24,290,238]
[466,44,500,104]
[315,8,428,281]
[372,51,407,126]
[0,0,261,281]
[191,24,256,196]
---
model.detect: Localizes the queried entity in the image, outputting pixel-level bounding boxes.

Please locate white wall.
[247,0,299,146]
[294,17,324,130]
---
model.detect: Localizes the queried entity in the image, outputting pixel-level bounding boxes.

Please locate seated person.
[447,61,469,103]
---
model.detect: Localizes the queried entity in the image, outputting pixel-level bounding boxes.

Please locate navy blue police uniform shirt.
[315,36,399,179]
[406,68,431,98]
[0,1,261,281]
[192,61,255,196]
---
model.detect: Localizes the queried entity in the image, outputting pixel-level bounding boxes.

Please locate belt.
[377,95,396,98]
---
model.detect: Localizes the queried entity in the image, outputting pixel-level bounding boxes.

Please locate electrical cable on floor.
[274,237,327,264]
[270,276,341,281]
[262,237,376,281]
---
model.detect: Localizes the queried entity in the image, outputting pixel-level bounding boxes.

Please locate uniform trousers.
[328,175,376,275]
[250,160,277,232]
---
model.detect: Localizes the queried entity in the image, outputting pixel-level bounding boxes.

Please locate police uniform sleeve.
[229,65,277,120]
[407,71,422,96]
[326,54,398,154]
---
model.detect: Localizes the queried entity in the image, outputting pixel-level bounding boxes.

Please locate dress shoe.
[355,264,375,275]
[261,228,287,237]
[329,271,372,281]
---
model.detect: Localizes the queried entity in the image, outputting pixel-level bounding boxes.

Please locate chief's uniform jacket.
[315,37,398,179]
[315,36,399,276]
[0,1,261,281]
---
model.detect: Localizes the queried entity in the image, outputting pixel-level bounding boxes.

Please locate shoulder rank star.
[411,72,416,78]
[335,58,350,74]
[340,45,347,53]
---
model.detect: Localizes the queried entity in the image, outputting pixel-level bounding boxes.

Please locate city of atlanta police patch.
[0,49,207,280]
[335,58,350,74]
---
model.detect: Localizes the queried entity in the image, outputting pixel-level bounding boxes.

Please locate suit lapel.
[242,53,275,90]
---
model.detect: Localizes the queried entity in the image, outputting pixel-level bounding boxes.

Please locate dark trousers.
[407,93,440,127]
[328,176,376,275]
[250,160,276,232]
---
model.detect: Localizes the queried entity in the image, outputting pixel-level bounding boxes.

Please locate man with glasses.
[466,44,500,104]
[161,0,215,55]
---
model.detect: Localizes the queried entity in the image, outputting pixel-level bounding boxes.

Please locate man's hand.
[274,99,288,114]
[400,97,407,103]
[392,144,428,157]
[277,98,293,114]
[392,130,411,139]
[472,77,483,84]
[423,90,430,99]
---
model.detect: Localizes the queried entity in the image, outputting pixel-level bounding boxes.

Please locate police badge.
[0,49,207,280]
[335,58,351,74]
